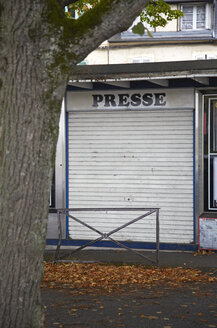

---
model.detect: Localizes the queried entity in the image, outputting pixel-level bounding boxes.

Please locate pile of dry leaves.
[41,262,217,292]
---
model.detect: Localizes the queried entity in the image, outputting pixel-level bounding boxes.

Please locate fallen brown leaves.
[41,262,217,292]
[194,250,216,256]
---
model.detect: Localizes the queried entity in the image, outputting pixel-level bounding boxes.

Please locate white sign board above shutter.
[67,88,194,111]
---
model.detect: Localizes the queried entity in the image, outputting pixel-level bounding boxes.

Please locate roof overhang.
[68,60,217,90]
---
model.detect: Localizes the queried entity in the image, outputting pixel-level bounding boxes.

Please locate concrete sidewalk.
[45,248,217,269]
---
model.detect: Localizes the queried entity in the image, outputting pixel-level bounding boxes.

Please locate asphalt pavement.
[42,249,217,328]
[42,283,217,328]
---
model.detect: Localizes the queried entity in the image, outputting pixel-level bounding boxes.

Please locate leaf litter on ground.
[41,262,217,292]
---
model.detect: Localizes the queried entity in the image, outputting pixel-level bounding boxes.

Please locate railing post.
[156,209,160,267]
[54,208,160,266]
[53,210,62,262]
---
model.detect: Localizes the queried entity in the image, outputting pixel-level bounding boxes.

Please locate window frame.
[180,2,211,31]
[203,98,217,211]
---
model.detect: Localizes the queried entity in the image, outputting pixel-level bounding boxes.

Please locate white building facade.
[46,0,217,251]
[46,60,217,251]
[85,0,217,65]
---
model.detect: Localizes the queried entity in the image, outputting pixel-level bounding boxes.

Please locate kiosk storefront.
[47,60,217,250]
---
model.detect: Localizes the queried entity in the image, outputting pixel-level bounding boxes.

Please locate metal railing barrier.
[53,208,160,266]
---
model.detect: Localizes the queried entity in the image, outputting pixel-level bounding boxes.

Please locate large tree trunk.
[0,0,146,326]
[0,4,67,327]
[0,62,65,328]
[0,74,66,326]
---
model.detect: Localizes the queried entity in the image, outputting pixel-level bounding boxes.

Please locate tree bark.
[0,0,147,326]
[0,3,67,327]
[0,57,65,326]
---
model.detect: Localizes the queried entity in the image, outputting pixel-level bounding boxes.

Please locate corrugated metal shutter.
[67,109,194,244]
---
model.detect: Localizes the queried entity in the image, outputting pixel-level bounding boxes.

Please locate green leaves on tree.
[133,0,184,36]
[65,0,184,36]
[141,0,184,28]
[132,22,145,36]
[132,23,153,37]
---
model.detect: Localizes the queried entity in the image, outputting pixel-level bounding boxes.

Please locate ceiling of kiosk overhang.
[68,59,217,91]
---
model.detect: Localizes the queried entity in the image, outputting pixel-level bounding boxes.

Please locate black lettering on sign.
[92,94,103,107]
[154,93,166,106]
[142,93,153,106]
[131,93,141,106]
[92,93,167,108]
[118,94,130,107]
[104,94,116,107]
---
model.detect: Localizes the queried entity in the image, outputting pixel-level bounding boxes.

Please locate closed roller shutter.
[67,109,194,244]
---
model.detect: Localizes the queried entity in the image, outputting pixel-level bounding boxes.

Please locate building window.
[131,56,153,63]
[180,3,211,30]
[204,98,217,211]
[195,54,217,60]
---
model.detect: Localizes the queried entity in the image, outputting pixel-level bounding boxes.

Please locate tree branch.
[66,0,148,65]
[45,0,148,75]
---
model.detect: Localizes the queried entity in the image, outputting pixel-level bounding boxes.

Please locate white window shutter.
[205,3,212,29]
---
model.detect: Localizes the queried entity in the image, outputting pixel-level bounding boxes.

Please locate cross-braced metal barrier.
[54,208,160,266]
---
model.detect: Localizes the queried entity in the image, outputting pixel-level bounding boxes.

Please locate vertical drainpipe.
[193,105,196,244]
[65,92,69,239]
[213,0,217,38]
[194,90,199,245]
